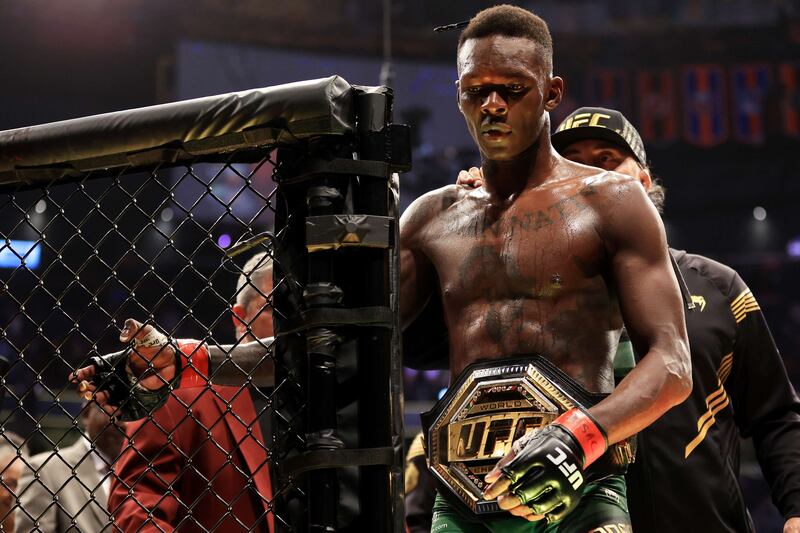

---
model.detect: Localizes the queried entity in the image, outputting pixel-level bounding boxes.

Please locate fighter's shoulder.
[579,168,645,200]
[401,184,465,229]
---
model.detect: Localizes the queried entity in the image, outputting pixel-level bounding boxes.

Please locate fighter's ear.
[232,304,246,330]
[638,164,653,191]
[544,76,564,112]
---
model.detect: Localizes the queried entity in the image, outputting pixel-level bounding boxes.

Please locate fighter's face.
[457,35,561,161]
[560,139,645,186]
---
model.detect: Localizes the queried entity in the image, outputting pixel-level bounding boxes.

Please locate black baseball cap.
[551,107,647,165]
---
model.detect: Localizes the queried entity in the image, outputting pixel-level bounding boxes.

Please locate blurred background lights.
[34,200,46,214]
[753,206,767,221]
[787,237,800,258]
[160,207,174,222]
[217,233,232,248]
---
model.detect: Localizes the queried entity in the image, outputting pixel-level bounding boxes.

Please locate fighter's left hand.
[785,517,800,533]
[481,434,546,521]
[484,408,608,524]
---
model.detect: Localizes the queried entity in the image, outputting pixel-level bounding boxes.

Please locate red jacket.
[109,386,273,532]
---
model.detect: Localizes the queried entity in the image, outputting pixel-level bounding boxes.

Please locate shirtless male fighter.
[73,5,691,531]
[400,6,690,530]
[443,107,800,532]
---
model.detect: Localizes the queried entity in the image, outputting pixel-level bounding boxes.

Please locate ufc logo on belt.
[547,447,583,490]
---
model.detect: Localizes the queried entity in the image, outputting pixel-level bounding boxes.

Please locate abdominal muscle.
[444,296,620,394]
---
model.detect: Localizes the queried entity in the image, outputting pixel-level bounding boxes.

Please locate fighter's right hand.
[71,319,177,407]
[456,166,484,188]
[118,318,177,388]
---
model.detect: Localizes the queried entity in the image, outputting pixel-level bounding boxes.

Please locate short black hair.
[458,5,553,70]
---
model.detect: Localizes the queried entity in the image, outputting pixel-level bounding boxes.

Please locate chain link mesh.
[0,150,295,531]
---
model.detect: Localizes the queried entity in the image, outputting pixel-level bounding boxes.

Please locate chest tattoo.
[449,185,597,239]
[457,246,536,298]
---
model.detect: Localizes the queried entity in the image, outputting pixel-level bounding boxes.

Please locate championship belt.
[420,356,635,516]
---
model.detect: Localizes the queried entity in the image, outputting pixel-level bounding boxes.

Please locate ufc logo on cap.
[556,112,611,131]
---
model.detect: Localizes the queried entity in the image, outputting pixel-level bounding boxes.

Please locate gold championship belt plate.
[420,356,630,516]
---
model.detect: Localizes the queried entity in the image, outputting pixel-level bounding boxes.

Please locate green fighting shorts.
[430,475,631,533]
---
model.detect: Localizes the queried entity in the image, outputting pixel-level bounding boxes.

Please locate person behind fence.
[453,107,800,532]
[14,402,125,532]
[107,252,274,532]
[0,431,28,532]
[73,5,692,531]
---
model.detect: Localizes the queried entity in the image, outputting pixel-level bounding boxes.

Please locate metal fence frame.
[0,76,409,532]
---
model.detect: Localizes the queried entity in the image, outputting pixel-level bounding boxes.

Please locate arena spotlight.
[787,237,800,258]
[0,240,41,269]
[217,233,232,248]
[753,206,767,221]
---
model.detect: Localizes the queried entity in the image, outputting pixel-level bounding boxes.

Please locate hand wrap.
[86,339,210,420]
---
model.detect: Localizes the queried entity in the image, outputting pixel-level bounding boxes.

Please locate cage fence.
[0,76,409,532]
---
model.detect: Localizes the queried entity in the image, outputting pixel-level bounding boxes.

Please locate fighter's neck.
[480,135,559,200]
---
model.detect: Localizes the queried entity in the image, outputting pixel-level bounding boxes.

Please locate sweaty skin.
[401,36,690,514]
[405,171,624,386]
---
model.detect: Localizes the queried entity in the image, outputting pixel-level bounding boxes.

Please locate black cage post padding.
[0,76,409,532]
[272,85,410,532]
[0,76,355,190]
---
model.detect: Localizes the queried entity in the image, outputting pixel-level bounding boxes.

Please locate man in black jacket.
[550,107,800,532]
[410,107,800,532]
